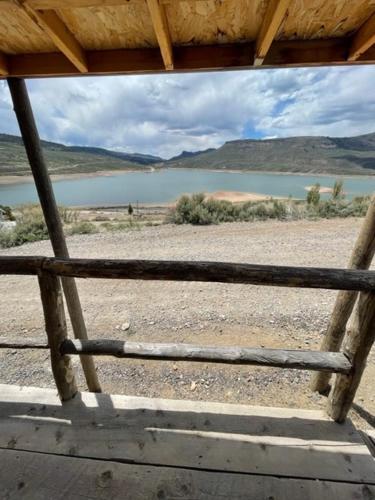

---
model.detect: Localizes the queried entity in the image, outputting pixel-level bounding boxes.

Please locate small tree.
[128,203,133,216]
[307,183,321,206]
[332,180,344,201]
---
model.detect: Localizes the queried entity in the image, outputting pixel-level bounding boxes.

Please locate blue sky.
[0,65,374,159]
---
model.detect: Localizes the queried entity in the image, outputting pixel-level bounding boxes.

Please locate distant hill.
[1,132,375,177]
[162,133,375,175]
[0,134,162,176]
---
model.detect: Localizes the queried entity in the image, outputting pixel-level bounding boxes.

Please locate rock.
[190,381,197,391]
[121,322,130,331]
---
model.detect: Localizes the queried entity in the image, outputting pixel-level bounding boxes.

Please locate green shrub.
[58,206,78,224]
[69,221,97,235]
[307,183,321,206]
[332,180,345,200]
[0,205,15,221]
[0,205,49,248]
[168,193,371,226]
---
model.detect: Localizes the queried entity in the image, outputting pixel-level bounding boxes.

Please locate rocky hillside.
[0,134,161,176]
[1,132,375,177]
[163,133,375,175]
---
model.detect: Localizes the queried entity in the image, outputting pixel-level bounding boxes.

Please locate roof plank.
[19,3,88,72]
[254,0,291,66]
[348,12,375,61]
[146,0,173,70]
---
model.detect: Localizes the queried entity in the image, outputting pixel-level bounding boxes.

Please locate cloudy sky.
[0,65,374,159]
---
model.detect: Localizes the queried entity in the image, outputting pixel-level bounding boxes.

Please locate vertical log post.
[7,77,101,393]
[311,195,375,394]
[327,291,375,422]
[39,271,77,401]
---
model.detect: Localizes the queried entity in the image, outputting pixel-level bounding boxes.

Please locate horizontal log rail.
[0,337,48,349]
[1,256,375,291]
[60,339,352,374]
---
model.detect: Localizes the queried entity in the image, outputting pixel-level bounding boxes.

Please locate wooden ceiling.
[0,0,375,78]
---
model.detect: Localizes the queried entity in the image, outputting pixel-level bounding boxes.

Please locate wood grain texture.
[0,384,374,483]
[2,39,375,78]
[311,195,375,393]
[38,272,77,401]
[61,339,352,373]
[42,257,375,291]
[328,291,375,422]
[7,78,101,394]
[348,11,375,61]
[146,0,173,69]
[254,0,291,65]
[0,255,44,275]
[1,255,375,291]
[20,5,88,72]
[1,448,374,500]
[0,337,48,348]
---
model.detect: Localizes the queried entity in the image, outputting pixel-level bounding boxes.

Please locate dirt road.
[1,218,374,428]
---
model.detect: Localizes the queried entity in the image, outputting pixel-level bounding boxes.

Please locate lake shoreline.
[1,166,375,186]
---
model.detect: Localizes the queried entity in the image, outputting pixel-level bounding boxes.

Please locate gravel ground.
[0,217,374,429]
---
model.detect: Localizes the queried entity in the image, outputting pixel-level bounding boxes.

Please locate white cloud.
[0,65,374,158]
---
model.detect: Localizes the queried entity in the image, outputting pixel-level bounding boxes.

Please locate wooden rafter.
[146,0,173,70]
[15,1,88,72]
[254,0,291,66]
[2,39,375,79]
[0,52,8,75]
[348,12,375,61]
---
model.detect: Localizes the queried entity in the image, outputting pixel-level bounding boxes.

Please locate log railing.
[1,255,375,421]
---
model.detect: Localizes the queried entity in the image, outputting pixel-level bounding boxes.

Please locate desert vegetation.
[169,187,370,225]
[0,204,145,248]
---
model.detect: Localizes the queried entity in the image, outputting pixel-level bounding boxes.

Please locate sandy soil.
[205,191,278,202]
[0,218,374,429]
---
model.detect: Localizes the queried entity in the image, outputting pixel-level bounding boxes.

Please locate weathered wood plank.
[254,0,291,65]
[0,337,48,349]
[3,39,375,79]
[7,78,101,393]
[1,255,375,291]
[0,384,374,483]
[38,272,77,401]
[18,4,88,72]
[348,12,375,61]
[146,0,173,70]
[328,291,375,422]
[1,448,374,500]
[0,256,44,275]
[43,257,375,291]
[61,339,352,373]
[311,195,375,393]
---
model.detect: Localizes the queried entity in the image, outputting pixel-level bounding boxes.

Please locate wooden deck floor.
[0,384,374,499]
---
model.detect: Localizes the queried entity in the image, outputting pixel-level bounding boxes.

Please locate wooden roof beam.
[254,0,291,66]
[348,12,375,61]
[146,0,173,70]
[16,1,88,72]
[0,52,8,75]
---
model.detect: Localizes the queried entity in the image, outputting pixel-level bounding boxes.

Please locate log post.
[7,77,101,393]
[327,291,375,422]
[311,195,375,394]
[38,271,77,401]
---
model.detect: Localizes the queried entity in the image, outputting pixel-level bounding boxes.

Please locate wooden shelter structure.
[1,0,375,498]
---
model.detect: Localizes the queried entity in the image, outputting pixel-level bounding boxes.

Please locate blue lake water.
[0,169,374,207]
